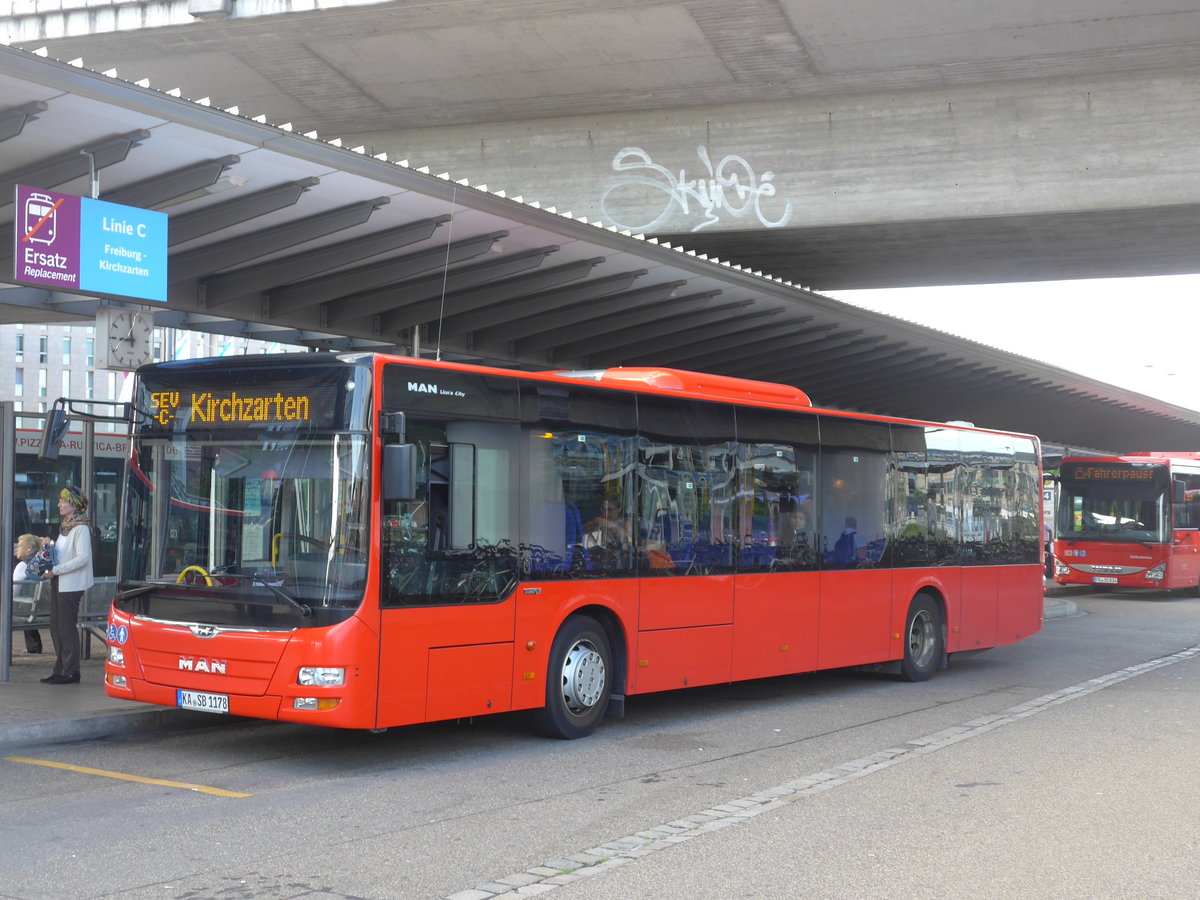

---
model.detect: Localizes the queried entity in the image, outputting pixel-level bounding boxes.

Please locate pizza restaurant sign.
[16,430,129,458]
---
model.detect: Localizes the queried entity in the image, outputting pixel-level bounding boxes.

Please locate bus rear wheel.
[900,594,943,682]
[531,615,612,740]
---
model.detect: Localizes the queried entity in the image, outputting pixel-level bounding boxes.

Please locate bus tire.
[531,615,612,740]
[900,593,943,682]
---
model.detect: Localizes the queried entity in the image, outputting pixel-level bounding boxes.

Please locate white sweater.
[53,525,94,593]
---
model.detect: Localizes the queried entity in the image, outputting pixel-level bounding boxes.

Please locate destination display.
[148,390,313,426]
[136,361,367,434]
[1063,464,1159,482]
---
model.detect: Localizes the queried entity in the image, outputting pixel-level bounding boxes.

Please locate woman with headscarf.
[40,485,94,685]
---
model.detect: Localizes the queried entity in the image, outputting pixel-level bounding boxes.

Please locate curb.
[1044,597,1078,619]
[0,707,225,753]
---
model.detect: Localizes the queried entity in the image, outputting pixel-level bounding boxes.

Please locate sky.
[825,274,1200,413]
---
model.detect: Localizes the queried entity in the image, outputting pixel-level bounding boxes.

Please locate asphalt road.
[3,587,1199,900]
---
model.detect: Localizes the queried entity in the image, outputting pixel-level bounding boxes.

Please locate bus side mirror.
[38,403,70,461]
[382,444,418,501]
[1175,480,1186,503]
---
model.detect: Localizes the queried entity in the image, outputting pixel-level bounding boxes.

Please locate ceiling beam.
[324,246,562,331]
[259,230,505,317]
[0,129,150,203]
[199,214,452,310]
[100,154,240,210]
[169,177,325,246]
[560,297,756,361]
[170,195,389,288]
[731,331,885,381]
[501,279,688,352]
[512,289,725,358]
[594,307,786,364]
[446,271,653,343]
[0,101,47,143]
[668,322,841,371]
[398,257,605,337]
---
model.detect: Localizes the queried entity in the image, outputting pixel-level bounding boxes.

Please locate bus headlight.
[1146,564,1166,581]
[108,645,124,665]
[298,666,345,686]
[1054,560,1070,577]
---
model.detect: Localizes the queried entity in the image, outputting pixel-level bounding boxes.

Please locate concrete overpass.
[6,0,1200,289]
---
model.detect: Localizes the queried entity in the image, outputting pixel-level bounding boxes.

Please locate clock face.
[105,309,153,369]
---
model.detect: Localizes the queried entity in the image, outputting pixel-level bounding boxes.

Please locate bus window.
[735,405,818,571]
[820,417,890,568]
[635,396,737,576]
[1173,474,1200,529]
[521,381,637,579]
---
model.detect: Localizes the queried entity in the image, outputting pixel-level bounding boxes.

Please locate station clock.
[95,306,154,371]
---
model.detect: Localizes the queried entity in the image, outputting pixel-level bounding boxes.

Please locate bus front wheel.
[900,594,943,682]
[531,615,612,740]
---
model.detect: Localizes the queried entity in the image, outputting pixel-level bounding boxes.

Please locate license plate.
[176,689,229,714]
[1092,576,1118,584]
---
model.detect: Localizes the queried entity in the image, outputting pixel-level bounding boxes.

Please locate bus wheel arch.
[900,590,945,682]
[530,610,623,739]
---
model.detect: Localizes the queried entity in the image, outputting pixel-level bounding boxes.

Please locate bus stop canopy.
[3,45,1199,454]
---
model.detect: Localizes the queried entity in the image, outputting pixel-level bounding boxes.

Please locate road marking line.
[3,756,252,798]
[447,643,1200,899]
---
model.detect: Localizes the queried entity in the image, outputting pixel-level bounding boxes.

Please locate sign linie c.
[13,185,168,303]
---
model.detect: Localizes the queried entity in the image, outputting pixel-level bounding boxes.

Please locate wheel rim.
[908,608,937,669]
[560,638,606,715]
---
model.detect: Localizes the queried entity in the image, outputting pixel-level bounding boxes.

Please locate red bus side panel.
[957,567,997,649]
[1167,531,1200,588]
[996,565,1045,646]
[425,643,515,723]
[817,570,893,670]
[633,625,733,693]
[639,574,734,630]
[731,572,819,680]
[377,602,515,729]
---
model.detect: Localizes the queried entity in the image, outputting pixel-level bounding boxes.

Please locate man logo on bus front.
[179,656,227,675]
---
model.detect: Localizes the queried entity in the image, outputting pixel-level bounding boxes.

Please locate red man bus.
[1051,452,1200,593]
[105,353,1044,738]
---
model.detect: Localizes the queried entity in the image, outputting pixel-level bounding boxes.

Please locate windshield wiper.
[252,575,312,618]
[207,572,312,617]
[115,582,162,601]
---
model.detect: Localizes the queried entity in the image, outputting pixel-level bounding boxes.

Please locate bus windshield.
[115,355,374,624]
[121,432,370,612]
[1056,464,1168,544]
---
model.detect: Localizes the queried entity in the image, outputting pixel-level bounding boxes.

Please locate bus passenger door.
[1170,475,1200,587]
[377,420,521,728]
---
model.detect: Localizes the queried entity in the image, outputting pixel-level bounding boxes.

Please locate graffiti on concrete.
[600,145,793,233]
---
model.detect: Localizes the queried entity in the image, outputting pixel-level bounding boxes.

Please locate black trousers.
[48,582,83,678]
